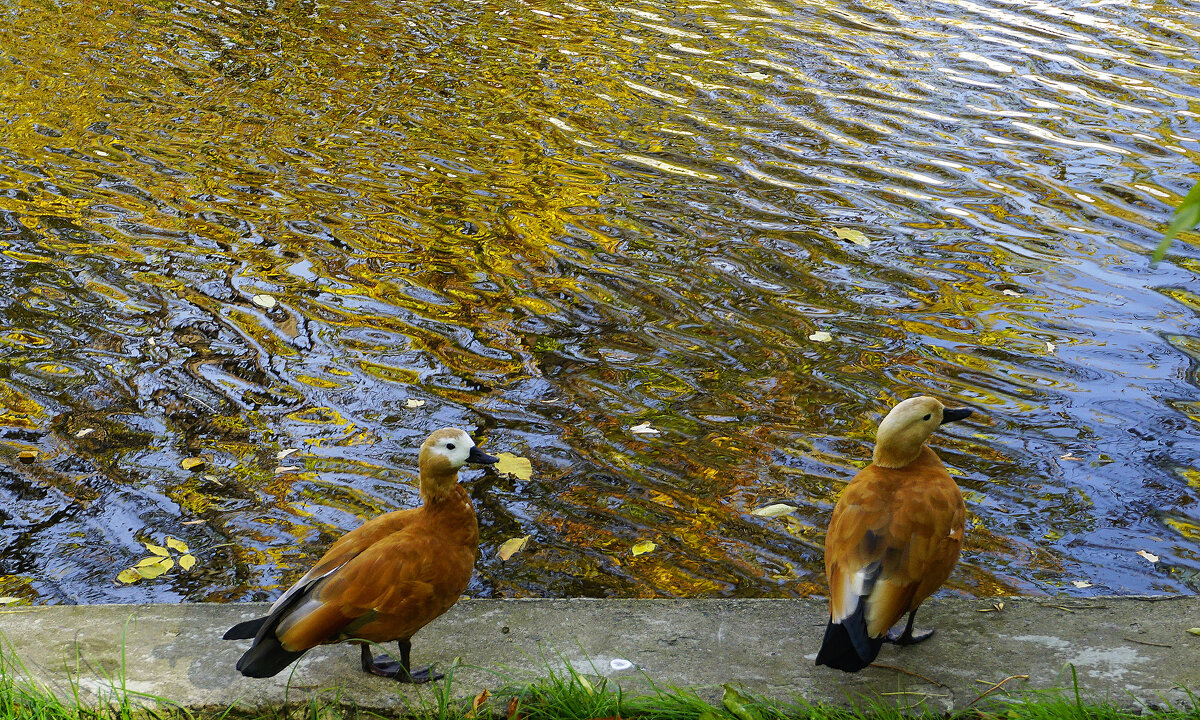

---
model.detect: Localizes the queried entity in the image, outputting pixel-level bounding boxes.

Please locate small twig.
[870,662,949,688]
[1051,605,1076,613]
[969,675,1029,706]
[1124,637,1172,648]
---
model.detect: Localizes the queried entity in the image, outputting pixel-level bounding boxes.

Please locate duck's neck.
[872,441,925,469]
[419,468,463,505]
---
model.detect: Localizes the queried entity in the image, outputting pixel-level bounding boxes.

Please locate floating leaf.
[136,556,168,567]
[630,422,660,435]
[275,465,301,473]
[631,540,657,556]
[144,543,170,556]
[1001,289,1021,297]
[495,453,533,481]
[251,294,276,309]
[166,537,189,553]
[178,554,197,571]
[721,685,762,720]
[276,448,298,459]
[1046,341,1057,353]
[180,457,206,471]
[744,71,770,81]
[497,535,531,561]
[1071,580,1093,589]
[1136,550,1159,563]
[0,596,21,605]
[752,503,798,518]
[137,557,173,579]
[116,568,142,584]
[808,331,832,342]
[405,399,426,408]
[17,450,38,463]
[75,428,95,438]
[833,227,870,247]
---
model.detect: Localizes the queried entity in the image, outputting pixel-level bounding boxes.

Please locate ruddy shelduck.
[224,427,498,681]
[816,396,973,672]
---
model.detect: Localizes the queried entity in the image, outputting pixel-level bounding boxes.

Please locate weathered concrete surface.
[0,598,1196,713]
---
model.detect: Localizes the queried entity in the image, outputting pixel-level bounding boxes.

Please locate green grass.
[0,643,1195,720]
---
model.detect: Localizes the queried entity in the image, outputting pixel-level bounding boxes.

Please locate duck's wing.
[826,465,964,638]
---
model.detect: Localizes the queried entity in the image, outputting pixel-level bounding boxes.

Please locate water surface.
[0,0,1197,603]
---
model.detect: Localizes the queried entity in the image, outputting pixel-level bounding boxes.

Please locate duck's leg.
[359,640,443,683]
[885,609,935,646]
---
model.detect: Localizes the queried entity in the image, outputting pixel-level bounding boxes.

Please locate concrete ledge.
[0,598,1196,712]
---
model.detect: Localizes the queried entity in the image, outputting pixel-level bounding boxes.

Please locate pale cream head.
[872,396,969,468]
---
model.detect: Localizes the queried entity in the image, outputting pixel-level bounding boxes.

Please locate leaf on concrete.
[1187,628,1200,637]
[116,568,142,584]
[465,689,490,718]
[721,685,762,720]
[136,557,174,579]
[808,331,832,342]
[631,540,657,556]
[166,537,189,553]
[497,535,531,561]
[144,543,170,556]
[833,227,870,247]
[495,453,533,481]
[179,554,197,571]
[752,503,797,518]
[1136,550,1159,563]
[630,422,660,435]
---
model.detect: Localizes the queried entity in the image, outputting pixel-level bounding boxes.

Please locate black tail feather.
[235,635,308,678]
[223,617,268,640]
[815,600,883,672]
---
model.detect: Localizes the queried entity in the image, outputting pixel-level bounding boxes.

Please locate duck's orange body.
[816,397,971,672]
[225,428,497,682]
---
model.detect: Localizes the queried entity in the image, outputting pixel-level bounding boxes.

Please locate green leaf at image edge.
[1151,180,1200,263]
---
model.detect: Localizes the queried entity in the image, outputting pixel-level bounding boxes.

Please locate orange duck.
[816,396,973,672]
[224,427,498,682]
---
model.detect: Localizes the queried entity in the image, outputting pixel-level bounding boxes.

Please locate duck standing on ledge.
[224,427,499,682]
[816,396,973,672]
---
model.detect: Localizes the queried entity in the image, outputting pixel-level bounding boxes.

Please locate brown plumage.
[224,428,498,682]
[816,396,973,672]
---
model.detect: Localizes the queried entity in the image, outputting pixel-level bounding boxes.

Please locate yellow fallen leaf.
[166,537,189,553]
[405,399,426,408]
[17,450,38,463]
[808,331,832,342]
[276,448,298,460]
[251,294,276,309]
[466,689,490,719]
[632,540,656,556]
[1187,628,1200,636]
[832,227,870,247]
[752,503,797,518]
[0,596,20,605]
[494,453,533,481]
[178,554,197,571]
[137,557,173,579]
[1136,550,1159,563]
[75,428,95,438]
[181,457,206,471]
[144,543,170,556]
[137,556,168,567]
[630,422,660,435]
[275,465,301,473]
[116,568,142,584]
[497,535,531,561]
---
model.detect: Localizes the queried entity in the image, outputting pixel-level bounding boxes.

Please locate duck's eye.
[923,414,932,421]
[446,443,456,450]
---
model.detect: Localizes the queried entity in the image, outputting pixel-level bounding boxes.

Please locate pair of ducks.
[224,397,972,679]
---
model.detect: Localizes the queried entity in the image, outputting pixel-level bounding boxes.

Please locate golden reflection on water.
[0,0,1197,603]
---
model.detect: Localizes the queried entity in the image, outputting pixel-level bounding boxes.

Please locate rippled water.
[0,0,1197,604]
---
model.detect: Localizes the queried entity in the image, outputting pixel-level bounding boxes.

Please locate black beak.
[940,407,973,425]
[467,446,499,465]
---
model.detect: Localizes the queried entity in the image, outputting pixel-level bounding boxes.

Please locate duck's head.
[872,396,972,468]
[418,427,498,500]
